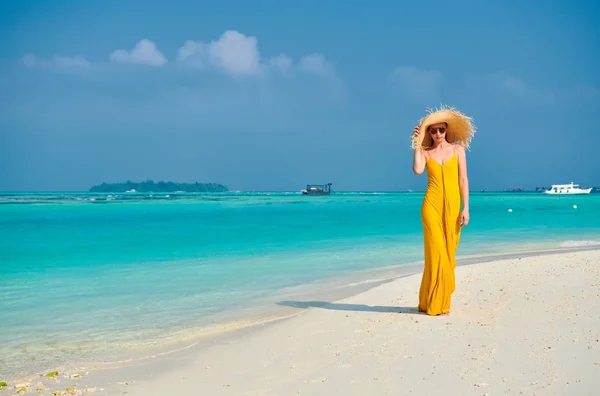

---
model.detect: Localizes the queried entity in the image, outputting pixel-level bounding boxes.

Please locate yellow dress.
[418,146,462,316]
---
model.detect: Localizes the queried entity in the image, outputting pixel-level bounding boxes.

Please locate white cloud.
[298,53,335,77]
[490,73,528,95]
[268,54,293,74]
[388,66,442,96]
[19,53,91,69]
[53,55,91,68]
[17,31,339,83]
[207,30,261,76]
[20,54,37,67]
[110,39,167,67]
[486,72,555,104]
[176,31,335,78]
[465,73,596,106]
[177,40,206,67]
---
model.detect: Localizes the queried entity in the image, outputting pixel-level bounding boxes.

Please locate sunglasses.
[429,127,447,135]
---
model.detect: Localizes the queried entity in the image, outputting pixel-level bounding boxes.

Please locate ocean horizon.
[2,191,599,381]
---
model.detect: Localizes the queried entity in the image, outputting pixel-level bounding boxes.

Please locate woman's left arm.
[456,145,470,227]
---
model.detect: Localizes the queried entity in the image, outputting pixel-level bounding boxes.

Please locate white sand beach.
[5,249,600,395]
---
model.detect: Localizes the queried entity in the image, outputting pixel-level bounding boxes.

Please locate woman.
[411,106,475,316]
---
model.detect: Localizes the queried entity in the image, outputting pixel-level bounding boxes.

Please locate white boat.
[301,183,332,195]
[543,182,592,195]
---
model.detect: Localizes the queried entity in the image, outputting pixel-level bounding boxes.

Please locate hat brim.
[411,105,476,151]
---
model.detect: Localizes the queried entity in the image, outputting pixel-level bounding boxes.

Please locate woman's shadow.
[277,300,420,314]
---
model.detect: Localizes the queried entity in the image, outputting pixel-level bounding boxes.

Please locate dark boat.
[301,183,332,195]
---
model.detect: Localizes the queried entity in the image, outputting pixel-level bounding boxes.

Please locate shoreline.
[4,240,597,383]
[3,244,599,395]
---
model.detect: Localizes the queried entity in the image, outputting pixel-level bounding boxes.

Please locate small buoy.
[508,209,513,212]
[573,205,577,209]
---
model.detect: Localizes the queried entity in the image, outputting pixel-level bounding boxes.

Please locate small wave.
[559,240,600,248]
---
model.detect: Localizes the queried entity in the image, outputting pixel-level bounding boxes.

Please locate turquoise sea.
[1,191,599,380]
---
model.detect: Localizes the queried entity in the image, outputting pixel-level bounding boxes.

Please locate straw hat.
[411,105,476,151]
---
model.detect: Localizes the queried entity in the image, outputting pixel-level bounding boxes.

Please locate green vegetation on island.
[89,180,229,193]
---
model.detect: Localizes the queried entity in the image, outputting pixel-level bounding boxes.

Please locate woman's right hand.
[412,125,426,174]
[412,126,420,139]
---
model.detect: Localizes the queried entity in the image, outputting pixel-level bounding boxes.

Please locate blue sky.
[1,0,598,192]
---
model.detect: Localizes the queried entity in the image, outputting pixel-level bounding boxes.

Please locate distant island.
[89,180,229,193]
